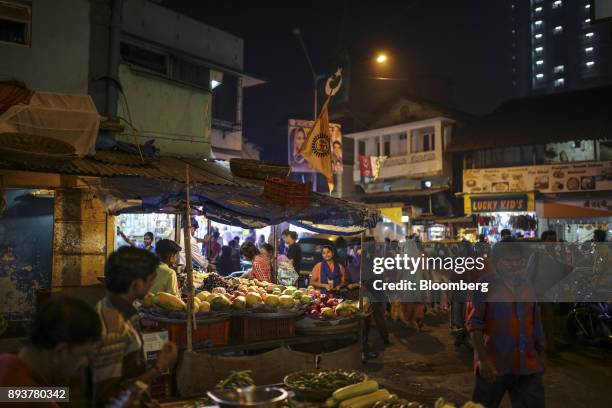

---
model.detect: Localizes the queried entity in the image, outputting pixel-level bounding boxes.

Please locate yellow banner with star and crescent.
[300,98,334,192]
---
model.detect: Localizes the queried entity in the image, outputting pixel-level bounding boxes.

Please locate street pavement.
[363,311,612,407]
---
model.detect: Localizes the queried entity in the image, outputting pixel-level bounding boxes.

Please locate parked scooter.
[566,302,612,345]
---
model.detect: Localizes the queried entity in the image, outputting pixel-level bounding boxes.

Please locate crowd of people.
[1,222,607,407]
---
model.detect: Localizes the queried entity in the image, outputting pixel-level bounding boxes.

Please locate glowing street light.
[376,53,388,64]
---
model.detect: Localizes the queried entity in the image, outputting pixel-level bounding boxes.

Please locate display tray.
[241,308,305,319]
[140,307,231,324]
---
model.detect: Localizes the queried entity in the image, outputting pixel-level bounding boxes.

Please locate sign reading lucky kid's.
[464,193,535,214]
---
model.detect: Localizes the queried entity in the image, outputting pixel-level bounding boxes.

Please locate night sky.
[161,0,514,162]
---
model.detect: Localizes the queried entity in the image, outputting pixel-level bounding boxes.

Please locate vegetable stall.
[88,159,379,400]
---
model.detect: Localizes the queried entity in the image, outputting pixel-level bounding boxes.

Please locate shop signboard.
[464,193,535,214]
[288,119,342,173]
[463,161,612,194]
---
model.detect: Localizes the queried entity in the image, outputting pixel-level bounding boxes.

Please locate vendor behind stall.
[240,241,271,282]
[178,217,210,272]
[151,239,181,296]
[310,245,347,293]
[282,230,302,273]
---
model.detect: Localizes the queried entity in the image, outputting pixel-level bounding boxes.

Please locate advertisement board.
[288,119,342,173]
[463,161,612,194]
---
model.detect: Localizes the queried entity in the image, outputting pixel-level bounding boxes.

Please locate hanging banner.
[359,155,373,177]
[463,161,612,194]
[288,119,342,173]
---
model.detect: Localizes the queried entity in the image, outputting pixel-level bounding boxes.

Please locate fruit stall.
[140,273,369,396]
[91,160,380,399]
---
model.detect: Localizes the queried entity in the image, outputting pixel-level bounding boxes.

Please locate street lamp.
[376,53,388,64]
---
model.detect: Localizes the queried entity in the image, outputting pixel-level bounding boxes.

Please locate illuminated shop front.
[464,193,537,242]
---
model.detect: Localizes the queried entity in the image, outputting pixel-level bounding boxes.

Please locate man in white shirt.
[177,218,209,271]
[222,227,234,246]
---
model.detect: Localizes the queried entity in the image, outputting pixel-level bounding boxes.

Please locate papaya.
[153,292,186,312]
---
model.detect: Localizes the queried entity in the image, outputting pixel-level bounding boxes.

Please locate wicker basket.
[263,177,311,208]
[230,159,290,180]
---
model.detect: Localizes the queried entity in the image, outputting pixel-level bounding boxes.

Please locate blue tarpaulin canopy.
[90,177,378,234]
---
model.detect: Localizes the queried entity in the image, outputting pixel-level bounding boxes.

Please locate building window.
[553,25,563,34]
[554,65,564,73]
[552,0,562,8]
[410,127,435,153]
[120,42,169,75]
[0,1,32,46]
[554,78,565,87]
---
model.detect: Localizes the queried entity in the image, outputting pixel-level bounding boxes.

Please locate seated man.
[310,245,347,293]
[151,239,181,296]
[90,247,178,408]
[0,297,102,408]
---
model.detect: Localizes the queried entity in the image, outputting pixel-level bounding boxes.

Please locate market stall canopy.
[90,176,378,232]
[446,85,612,152]
[0,83,99,157]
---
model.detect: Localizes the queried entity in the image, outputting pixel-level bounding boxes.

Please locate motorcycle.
[566,302,612,345]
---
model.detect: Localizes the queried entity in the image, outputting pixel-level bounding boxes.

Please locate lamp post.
[292,27,326,120]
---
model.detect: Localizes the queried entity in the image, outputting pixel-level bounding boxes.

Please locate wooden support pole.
[272,225,278,283]
[183,164,194,352]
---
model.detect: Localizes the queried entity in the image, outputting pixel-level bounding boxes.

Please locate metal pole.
[314,86,318,120]
[183,164,194,352]
[207,218,213,261]
[358,231,364,312]
[272,225,278,283]
[358,231,365,357]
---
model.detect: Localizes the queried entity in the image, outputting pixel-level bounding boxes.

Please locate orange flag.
[300,99,334,192]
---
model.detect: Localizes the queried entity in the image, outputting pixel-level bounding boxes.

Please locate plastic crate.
[167,319,230,347]
[263,177,311,207]
[231,316,295,342]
